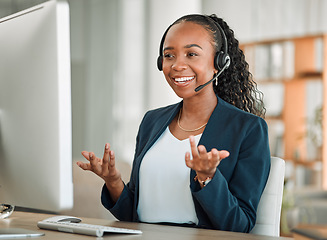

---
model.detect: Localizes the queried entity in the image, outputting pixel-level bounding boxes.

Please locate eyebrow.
[163,44,203,52]
[185,44,202,49]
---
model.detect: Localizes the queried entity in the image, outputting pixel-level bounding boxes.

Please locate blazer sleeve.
[190,117,271,232]
[101,180,137,221]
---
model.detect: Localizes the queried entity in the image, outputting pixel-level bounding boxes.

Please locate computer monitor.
[0,0,73,213]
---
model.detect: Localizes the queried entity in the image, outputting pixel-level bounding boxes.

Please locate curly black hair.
[163,14,266,118]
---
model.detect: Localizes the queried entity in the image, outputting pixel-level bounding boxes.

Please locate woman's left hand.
[185,135,230,182]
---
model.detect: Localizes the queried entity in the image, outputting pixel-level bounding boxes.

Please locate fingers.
[189,136,210,159]
[208,149,222,169]
[108,150,116,169]
[198,145,208,160]
[81,151,90,161]
[77,151,96,171]
[88,152,101,173]
[102,143,110,169]
[219,150,230,160]
[208,148,229,166]
[211,148,219,162]
[185,135,230,174]
[79,150,101,173]
[185,151,193,169]
[189,135,199,159]
[186,135,201,169]
[102,143,116,170]
[76,161,91,170]
[78,144,117,178]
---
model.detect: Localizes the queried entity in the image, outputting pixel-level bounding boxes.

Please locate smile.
[173,76,195,83]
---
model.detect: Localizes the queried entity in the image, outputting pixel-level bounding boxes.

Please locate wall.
[1,0,327,164]
[69,0,202,164]
[202,0,327,43]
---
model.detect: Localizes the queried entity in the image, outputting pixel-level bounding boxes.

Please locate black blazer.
[101,95,271,232]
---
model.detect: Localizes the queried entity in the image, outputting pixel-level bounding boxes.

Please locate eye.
[187,52,199,57]
[164,53,174,59]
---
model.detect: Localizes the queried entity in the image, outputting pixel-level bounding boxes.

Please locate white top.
[137,127,201,224]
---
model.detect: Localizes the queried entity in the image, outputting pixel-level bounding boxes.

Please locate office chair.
[250,157,285,237]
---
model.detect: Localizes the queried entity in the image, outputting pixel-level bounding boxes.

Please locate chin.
[172,89,196,99]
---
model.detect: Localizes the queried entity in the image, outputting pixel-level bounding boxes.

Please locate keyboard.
[37,220,142,237]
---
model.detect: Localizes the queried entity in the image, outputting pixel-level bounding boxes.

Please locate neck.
[170,91,217,138]
[181,92,218,121]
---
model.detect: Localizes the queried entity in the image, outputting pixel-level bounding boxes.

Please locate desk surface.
[0,211,293,240]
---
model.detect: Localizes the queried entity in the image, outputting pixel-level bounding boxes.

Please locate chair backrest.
[250,157,285,237]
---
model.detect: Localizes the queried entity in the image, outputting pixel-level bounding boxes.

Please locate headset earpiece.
[214,51,231,71]
[157,56,163,71]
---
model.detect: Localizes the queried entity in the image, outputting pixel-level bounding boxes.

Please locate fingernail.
[105,143,109,149]
[189,135,194,142]
[199,145,206,151]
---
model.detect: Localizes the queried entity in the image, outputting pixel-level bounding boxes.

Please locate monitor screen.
[0,0,73,212]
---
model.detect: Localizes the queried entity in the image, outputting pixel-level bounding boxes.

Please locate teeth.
[174,76,194,82]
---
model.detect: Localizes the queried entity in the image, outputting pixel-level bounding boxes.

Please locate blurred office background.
[2,0,326,164]
[1,0,327,235]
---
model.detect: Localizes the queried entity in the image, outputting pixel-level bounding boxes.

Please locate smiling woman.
[77,14,271,233]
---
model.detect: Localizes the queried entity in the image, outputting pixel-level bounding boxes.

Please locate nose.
[171,57,187,71]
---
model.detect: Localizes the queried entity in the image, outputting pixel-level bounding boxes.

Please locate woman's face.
[162,21,218,99]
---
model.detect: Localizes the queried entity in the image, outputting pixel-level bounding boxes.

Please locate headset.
[156,15,231,92]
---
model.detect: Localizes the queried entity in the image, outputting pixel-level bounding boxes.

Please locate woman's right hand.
[77,143,124,202]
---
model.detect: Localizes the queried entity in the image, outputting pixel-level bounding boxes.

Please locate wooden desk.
[0,211,293,240]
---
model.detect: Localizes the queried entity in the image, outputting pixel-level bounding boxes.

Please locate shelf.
[241,34,326,189]
[297,71,323,79]
[294,159,322,167]
[256,73,322,84]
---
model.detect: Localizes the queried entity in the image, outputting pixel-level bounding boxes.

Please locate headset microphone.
[194,58,230,92]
